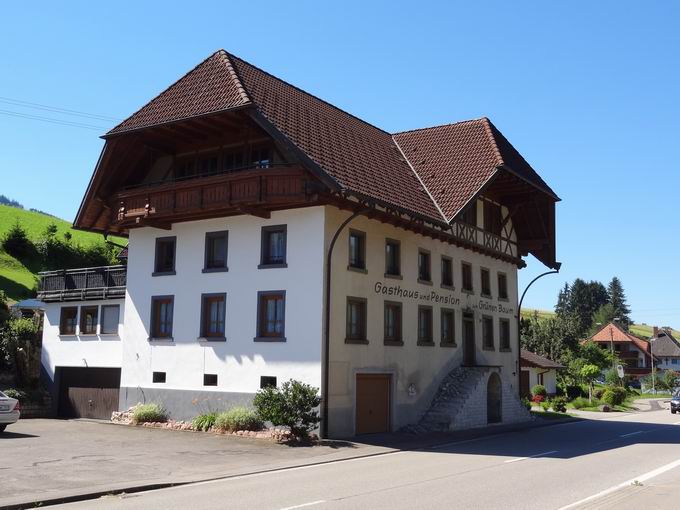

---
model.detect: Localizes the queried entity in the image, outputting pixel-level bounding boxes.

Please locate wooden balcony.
[37,265,127,302]
[451,220,518,259]
[113,165,320,228]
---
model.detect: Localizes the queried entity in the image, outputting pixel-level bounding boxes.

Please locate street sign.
[617,364,625,379]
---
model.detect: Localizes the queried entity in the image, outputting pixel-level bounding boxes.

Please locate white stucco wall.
[41,298,125,381]
[325,205,520,436]
[121,207,326,399]
[522,367,558,395]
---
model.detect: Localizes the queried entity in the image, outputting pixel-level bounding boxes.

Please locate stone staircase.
[403,366,531,434]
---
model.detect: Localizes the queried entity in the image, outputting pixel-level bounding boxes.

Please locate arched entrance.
[487,372,502,424]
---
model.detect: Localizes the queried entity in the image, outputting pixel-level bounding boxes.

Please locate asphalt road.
[53,407,680,510]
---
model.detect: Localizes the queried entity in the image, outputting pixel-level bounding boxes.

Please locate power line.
[0,96,121,122]
[0,109,107,131]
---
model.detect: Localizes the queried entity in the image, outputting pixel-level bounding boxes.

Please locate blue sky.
[1,1,678,326]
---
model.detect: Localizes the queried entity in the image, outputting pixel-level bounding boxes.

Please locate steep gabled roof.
[392,118,559,221]
[520,349,563,369]
[651,331,680,357]
[589,322,652,356]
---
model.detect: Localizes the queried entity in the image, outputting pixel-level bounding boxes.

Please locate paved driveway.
[0,419,386,508]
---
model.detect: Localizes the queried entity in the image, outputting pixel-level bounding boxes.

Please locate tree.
[567,279,610,335]
[607,277,631,328]
[581,364,601,403]
[555,283,571,317]
[520,313,581,364]
[592,303,618,331]
[43,223,58,238]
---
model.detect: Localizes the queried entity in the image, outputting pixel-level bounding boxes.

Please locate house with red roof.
[520,350,563,397]
[586,322,654,377]
[37,50,559,437]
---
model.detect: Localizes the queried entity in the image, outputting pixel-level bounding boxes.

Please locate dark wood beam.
[237,205,271,219]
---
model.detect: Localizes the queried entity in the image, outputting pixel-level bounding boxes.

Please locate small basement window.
[204,374,218,386]
[152,371,166,383]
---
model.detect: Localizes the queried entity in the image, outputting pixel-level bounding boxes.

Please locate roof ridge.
[392,136,448,222]
[480,117,504,167]
[392,117,488,136]
[219,50,251,104]
[225,51,392,136]
[107,50,252,135]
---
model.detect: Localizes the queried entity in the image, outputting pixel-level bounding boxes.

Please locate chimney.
[653,326,659,338]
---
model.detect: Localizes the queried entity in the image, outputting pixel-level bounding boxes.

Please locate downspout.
[322,207,370,439]
[516,265,561,398]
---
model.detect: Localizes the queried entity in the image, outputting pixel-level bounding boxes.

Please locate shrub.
[594,388,605,400]
[521,397,531,411]
[571,397,594,409]
[531,394,545,404]
[132,403,167,424]
[2,388,27,401]
[604,369,621,387]
[531,384,547,398]
[192,412,218,431]
[551,396,568,413]
[602,386,626,406]
[541,400,551,412]
[215,407,263,432]
[1,221,35,260]
[253,379,321,440]
[563,385,584,401]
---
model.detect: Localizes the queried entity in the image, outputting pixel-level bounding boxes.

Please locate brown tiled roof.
[105,49,556,225]
[588,323,653,357]
[393,119,558,221]
[520,349,563,369]
[108,51,251,135]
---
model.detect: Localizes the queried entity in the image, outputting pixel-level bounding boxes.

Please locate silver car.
[0,391,21,432]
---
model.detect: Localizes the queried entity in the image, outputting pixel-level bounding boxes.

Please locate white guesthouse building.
[38,50,559,437]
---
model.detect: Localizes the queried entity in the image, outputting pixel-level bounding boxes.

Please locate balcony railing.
[37,265,127,302]
[451,220,518,259]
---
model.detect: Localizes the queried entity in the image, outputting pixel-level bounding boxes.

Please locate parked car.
[670,390,680,414]
[0,391,21,432]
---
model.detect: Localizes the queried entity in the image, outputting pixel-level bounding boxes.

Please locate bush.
[253,379,321,439]
[531,384,547,398]
[2,388,27,401]
[521,397,531,411]
[602,386,626,406]
[551,396,568,413]
[563,385,585,401]
[594,388,605,400]
[571,397,595,409]
[541,400,551,412]
[215,407,263,432]
[604,369,621,387]
[192,412,218,431]
[531,394,545,403]
[132,403,167,424]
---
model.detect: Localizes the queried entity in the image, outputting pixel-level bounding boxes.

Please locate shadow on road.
[0,431,39,439]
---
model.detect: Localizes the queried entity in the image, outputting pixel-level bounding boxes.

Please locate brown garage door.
[57,367,121,420]
[356,374,391,434]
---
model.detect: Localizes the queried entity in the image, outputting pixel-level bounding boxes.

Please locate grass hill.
[0,204,124,302]
[521,308,679,338]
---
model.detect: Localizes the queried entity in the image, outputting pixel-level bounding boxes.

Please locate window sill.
[498,297,509,302]
[148,337,174,342]
[152,271,176,277]
[198,336,227,342]
[417,340,435,347]
[384,273,403,280]
[58,334,77,338]
[99,333,119,337]
[482,345,495,351]
[254,336,287,342]
[384,339,404,347]
[440,341,457,348]
[202,267,228,273]
[481,293,493,299]
[461,289,475,295]
[347,265,368,274]
[258,263,288,270]
[417,279,433,286]
[499,347,512,352]
[79,333,98,337]
[440,284,455,291]
[345,338,369,345]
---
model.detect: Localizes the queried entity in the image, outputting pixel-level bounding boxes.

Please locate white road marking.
[673,421,680,425]
[558,457,680,509]
[504,450,558,463]
[280,500,326,510]
[619,430,643,438]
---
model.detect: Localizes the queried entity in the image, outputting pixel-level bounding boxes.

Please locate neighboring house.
[37,49,559,437]
[520,350,563,397]
[586,322,654,378]
[650,328,680,371]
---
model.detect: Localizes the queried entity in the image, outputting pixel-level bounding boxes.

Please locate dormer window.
[484,201,502,236]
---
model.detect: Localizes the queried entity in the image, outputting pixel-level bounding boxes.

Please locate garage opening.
[57,367,121,420]
[355,373,391,434]
[487,372,502,424]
